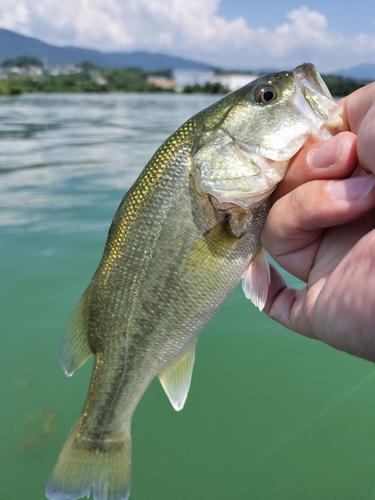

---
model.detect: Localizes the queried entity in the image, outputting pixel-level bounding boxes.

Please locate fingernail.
[308,134,344,169]
[327,175,375,200]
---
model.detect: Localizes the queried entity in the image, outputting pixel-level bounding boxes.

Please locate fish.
[46,63,346,500]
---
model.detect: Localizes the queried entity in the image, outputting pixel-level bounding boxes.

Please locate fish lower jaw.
[323,111,349,135]
[206,184,277,209]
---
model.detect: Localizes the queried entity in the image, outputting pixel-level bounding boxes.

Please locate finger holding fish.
[262,130,360,281]
[262,95,375,358]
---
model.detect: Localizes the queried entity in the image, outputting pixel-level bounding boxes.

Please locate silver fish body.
[46,64,346,500]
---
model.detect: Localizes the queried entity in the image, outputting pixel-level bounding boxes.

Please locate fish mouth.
[293,63,333,109]
[293,63,348,136]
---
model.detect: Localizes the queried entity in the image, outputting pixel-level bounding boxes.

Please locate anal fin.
[242,246,270,311]
[158,344,196,411]
[60,286,93,377]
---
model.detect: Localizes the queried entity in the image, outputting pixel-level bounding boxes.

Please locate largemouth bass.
[46,64,346,500]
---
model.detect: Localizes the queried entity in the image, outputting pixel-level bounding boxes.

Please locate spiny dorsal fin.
[242,246,270,311]
[158,344,196,411]
[60,286,93,377]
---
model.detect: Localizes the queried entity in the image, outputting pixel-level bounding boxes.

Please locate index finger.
[273,131,357,202]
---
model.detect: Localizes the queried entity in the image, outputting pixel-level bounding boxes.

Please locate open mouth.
[292,63,348,137]
[293,63,333,105]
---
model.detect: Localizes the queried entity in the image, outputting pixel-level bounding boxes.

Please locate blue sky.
[0,0,374,73]
[218,0,374,37]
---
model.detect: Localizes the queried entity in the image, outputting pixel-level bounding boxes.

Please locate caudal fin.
[46,427,131,500]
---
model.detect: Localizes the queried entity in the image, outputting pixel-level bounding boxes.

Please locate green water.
[1,93,375,500]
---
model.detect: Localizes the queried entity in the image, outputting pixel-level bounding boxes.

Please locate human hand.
[262,82,375,362]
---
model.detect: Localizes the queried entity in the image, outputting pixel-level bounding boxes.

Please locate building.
[172,69,259,92]
[48,64,81,76]
[146,76,175,90]
[214,73,259,91]
[172,69,215,91]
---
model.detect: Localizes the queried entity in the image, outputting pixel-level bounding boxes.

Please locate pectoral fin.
[242,246,270,311]
[60,286,93,377]
[184,218,238,274]
[158,344,196,411]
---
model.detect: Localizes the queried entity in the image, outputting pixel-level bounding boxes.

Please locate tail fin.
[46,426,131,500]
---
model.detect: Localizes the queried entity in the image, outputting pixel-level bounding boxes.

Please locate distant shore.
[0,63,369,97]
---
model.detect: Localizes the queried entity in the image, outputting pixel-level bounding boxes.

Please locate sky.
[0,0,374,73]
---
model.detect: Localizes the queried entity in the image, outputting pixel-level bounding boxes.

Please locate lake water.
[1,93,375,500]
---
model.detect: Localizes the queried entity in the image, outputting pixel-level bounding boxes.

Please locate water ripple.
[0,93,218,232]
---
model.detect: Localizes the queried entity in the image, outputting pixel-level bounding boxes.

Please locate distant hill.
[0,28,210,70]
[1,28,374,79]
[336,64,375,81]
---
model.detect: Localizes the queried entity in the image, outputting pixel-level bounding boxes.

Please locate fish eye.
[255,85,277,104]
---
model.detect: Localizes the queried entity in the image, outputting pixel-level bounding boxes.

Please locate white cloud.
[0,0,374,72]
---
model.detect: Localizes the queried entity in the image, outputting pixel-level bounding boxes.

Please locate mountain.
[0,28,210,70]
[335,64,375,81]
[2,28,374,79]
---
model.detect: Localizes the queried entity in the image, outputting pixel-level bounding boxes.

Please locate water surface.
[1,93,375,500]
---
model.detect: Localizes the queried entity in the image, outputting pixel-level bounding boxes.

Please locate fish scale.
[46,63,347,500]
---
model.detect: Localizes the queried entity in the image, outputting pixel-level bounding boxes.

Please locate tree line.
[0,57,369,96]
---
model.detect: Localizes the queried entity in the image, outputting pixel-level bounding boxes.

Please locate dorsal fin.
[60,286,93,377]
[158,344,196,411]
[242,246,270,311]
